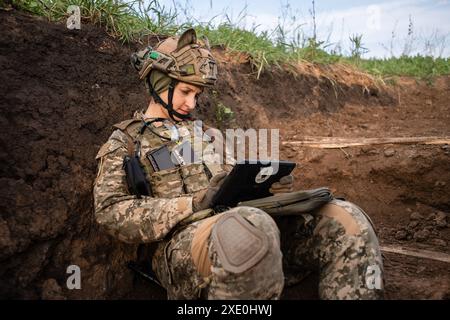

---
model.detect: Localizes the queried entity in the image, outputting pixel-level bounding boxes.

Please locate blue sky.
[152,0,450,58]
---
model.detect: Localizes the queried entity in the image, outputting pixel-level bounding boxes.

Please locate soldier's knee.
[315,200,385,299]
[208,207,284,299]
[316,199,379,246]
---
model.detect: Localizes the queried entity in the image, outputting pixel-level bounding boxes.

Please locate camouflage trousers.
[151,199,384,300]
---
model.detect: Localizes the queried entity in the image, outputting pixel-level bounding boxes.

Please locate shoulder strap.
[112,119,142,157]
[113,119,141,131]
[125,133,135,157]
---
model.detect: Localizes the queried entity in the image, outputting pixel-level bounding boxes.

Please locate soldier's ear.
[177,28,197,49]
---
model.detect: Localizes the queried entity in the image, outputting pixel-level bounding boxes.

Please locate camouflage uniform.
[93,113,384,300]
[276,200,384,299]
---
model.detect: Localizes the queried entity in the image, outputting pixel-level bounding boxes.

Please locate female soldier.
[93,29,384,299]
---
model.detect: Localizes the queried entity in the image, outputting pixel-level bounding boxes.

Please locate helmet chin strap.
[146,77,193,122]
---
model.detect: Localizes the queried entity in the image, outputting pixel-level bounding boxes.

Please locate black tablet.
[212,160,296,208]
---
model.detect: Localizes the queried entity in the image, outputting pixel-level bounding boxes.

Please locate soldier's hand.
[269,174,294,194]
[192,172,228,211]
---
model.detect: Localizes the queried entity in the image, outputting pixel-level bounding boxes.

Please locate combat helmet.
[131,29,217,121]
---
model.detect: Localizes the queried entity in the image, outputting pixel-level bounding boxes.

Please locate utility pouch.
[180,163,210,194]
[149,166,184,197]
[123,155,152,198]
[121,131,152,198]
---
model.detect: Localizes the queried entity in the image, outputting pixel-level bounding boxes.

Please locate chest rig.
[113,118,225,198]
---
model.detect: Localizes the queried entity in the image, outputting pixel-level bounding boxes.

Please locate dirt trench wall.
[0,10,395,299]
[0,10,150,299]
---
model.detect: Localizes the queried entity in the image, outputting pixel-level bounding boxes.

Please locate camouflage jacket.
[93,112,232,244]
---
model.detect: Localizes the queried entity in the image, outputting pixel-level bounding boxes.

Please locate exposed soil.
[0,9,449,299]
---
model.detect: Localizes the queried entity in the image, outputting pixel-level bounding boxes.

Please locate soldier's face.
[160,82,203,121]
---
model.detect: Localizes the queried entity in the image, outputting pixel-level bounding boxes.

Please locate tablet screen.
[212,160,296,208]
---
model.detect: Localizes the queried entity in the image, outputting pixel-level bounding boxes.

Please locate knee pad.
[211,207,280,274]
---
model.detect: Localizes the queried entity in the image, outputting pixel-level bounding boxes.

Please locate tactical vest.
[112,118,226,198]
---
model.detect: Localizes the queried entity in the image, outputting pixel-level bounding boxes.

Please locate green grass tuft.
[9,0,450,80]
